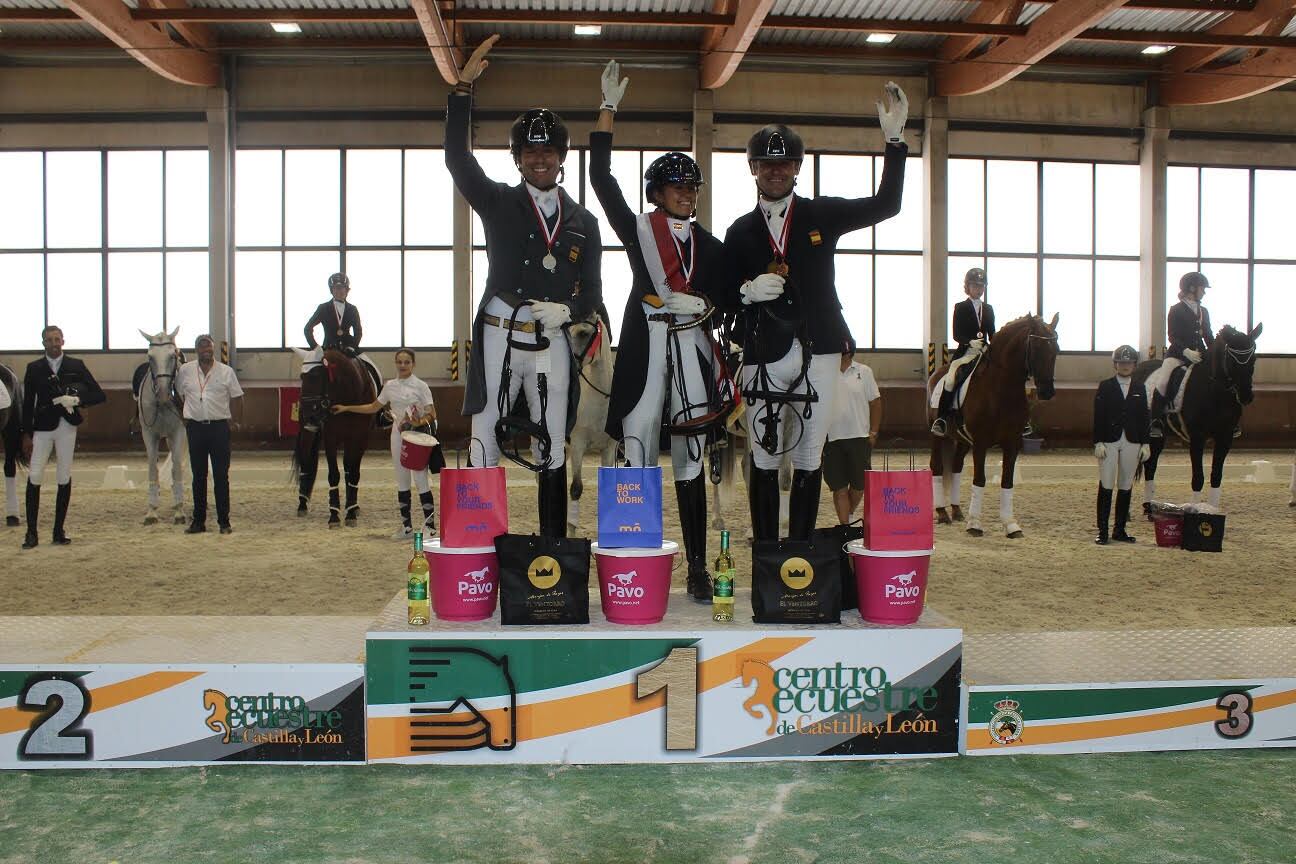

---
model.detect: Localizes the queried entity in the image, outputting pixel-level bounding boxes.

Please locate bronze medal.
[767,260,789,278]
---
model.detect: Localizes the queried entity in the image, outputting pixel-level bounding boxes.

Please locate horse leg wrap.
[967,485,984,532]
[5,475,18,519]
[1144,479,1156,504]
[950,472,963,507]
[328,484,341,515]
[345,482,359,519]
[932,475,946,509]
[1207,486,1222,509]
[999,488,1019,535]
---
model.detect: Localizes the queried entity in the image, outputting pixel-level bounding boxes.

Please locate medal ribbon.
[648,210,694,295]
[764,196,795,264]
[527,191,563,262]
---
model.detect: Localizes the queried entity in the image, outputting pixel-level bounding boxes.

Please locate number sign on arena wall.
[0,665,365,768]
[966,679,1296,755]
[365,630,963,764]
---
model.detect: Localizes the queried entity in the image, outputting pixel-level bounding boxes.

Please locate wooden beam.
[699,0,776,89]
[62,0,219,87]
[138,0,215,52]
[1161,40,1296,102]
[408,0,463,86]
[940,0,1027,62]
[1163,0,1295,73]
[703,0,736,52]
[934,0,1129,96]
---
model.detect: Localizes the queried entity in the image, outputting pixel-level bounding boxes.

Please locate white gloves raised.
[1139,444,1151,463]
[528,300,572,330]
[877,81,909,145]
[664,292,707,316]
[740,273,785,305]
[53,394,80,412]
[1183,348,1203,364]
[1093,442,1107,460]
[600,60,629,113]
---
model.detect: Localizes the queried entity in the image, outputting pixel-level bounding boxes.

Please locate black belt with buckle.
[187,418,228,425]
[647,313,672,322]
[484,314,537,333]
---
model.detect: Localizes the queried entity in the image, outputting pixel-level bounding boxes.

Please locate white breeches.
[470,298,570,470]
[29,420,77,486]
[1147,356,1184,401]
[390,429,430,494]
[1099,434,1140,491]
[742,342,838,472]
[621,312,710,482]
[930,347,982,409]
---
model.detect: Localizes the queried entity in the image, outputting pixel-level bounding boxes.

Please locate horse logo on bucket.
[527,555,561,590]
[988,698,1024,745]
[779,557,814,591]
[607,570,645,600]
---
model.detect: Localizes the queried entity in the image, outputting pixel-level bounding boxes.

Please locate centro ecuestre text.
[224,692,344,742]
[771,664,940,734]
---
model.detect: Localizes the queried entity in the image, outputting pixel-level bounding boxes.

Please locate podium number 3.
[1215,690,1253,740]
[636,648,698,750]
[19,676,92,759]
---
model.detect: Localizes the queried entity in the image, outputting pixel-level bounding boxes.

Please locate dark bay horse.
[1134,323,1261,510]
[1,365,24,527]
[929,313,1059,538]
[292,348,375,527]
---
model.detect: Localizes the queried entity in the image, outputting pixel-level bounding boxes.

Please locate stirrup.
[930,417,949,437]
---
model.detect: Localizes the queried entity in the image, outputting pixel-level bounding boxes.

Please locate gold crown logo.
[528,555,561,590]
[780,557,814,590]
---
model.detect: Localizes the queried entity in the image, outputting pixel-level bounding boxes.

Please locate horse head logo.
[528,556,560,590]
[779,557,814,591]
[739,659,779,736]
[203,688,232,744]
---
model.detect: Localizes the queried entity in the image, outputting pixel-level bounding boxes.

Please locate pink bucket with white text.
[425,539,499,622]
[846,541,932,625]
[591,541,677,625]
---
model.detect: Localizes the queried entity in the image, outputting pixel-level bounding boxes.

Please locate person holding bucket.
[332,349,440,540]
[1092,344,1150,545]
[823,341,882,525]
[446,34,603,537]
[589,60,737,602]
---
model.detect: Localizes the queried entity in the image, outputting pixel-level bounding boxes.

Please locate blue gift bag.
[597,465,663,549]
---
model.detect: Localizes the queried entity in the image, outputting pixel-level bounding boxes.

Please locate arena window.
[233,147,455,350]
[0,148,209,352]
[948,157,1140,354]
[1167,164,1296,355]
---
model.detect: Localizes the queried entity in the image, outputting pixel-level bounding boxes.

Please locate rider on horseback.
[1093,345,1150,545]
[1148,271,1212,439]
[304,272,382,392]
[930,267,996,438]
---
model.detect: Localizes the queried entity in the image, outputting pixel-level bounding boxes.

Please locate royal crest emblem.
[988,698,1024,745]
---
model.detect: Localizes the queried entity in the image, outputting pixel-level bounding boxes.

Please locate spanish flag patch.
[809,230,823,246]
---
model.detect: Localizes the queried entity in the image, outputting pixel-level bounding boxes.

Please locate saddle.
[1166,363,1192,412]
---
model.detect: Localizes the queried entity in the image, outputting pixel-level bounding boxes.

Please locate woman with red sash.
[590,61,737,602]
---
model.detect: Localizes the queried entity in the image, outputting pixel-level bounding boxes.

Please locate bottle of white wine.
[712,530,735,623]
[407,531,429,626]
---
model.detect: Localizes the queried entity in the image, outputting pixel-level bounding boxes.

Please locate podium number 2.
[19,676,92,760]
[636,648,698,750]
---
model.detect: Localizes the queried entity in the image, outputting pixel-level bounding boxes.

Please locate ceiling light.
[1141,45,1173,55]
[271,22,302,34]
[574,25,602,37]
[866,33,896,44]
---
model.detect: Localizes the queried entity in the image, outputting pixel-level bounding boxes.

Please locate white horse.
[136,328,187,525]
[566,311,617,532]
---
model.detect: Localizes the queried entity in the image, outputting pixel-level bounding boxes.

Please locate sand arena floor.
[1,449,1293,634]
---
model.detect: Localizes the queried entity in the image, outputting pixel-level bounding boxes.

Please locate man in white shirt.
[176,335,244,535]
[822,345,882,524]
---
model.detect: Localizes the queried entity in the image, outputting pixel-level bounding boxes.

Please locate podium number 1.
[635,647,698,750]
[19,676,92,760]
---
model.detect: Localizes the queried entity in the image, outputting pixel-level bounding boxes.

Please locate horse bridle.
[570,317,612,398]
[1220,339,1256,406]
[1024,329,1058,383]
[142,340,178,428]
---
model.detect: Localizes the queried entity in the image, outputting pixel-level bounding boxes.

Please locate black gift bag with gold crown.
[751,537,842,624]
[496,533,591,625]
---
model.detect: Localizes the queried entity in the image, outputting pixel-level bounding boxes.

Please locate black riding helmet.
[328,272,350,291]
[1111,344,1139,364]
[509,109,569,162]
[1179,271,1209,297]
[644,152,704,203]
[746,124,805,163]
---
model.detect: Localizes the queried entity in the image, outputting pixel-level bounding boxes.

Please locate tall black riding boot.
[538,466,568,538]
[21,482,39,549]
[1094,485,1112,545]
[1148,393,1166,439]
[748,464,781,543]
[788,469,823,541]
[52,481,72,545]
[676,475,712,602]
[395,490,412,539]
[418,490,437,536]
[1112,489,1136,543]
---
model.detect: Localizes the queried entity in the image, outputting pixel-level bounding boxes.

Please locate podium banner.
[366,629,962,763]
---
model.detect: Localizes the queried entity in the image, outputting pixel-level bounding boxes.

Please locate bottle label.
[713,570,735,599]
[408,579,428,601]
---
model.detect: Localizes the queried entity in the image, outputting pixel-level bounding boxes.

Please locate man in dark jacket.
[1092,345,1150,545]
[446,35,603,537]
[723,83,908,540]
[930,267,996,438]
[20,325,106,549]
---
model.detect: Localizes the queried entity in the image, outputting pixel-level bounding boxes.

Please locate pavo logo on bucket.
[459,566,494,597]
[528,556,561,590]
[607,570,644,599]
[779,557,814,590]
[201,689,343,745]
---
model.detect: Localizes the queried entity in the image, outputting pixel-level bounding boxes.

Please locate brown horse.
[293,349,375,527]
[929,313,1060,538]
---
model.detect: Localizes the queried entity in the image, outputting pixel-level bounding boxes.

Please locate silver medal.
[542,253,557,272]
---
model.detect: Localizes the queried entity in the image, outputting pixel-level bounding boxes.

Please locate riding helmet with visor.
[746,124,805,163]
[328,272,350,291]
[1111,344,1139,365]
[509,109,569,161]
[1179,271,1209,297]
[644,152,704,202]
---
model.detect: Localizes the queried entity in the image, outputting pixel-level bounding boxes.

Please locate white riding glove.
[664,292,707,316]
[600,60,629,112]
[1093,442,1107,460]
[53,394,80,412]
[1183,348,1203,364]
[876,81,909,145]
[1139,444,1151,463]
[740,273,785,305]
[528,300,572,331]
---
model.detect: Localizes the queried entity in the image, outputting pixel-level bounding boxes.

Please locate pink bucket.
[846,540,933,626]
[400,431,438,471]
[1153,516,1183,548]
[425,539,499,622]
[591,541,678,625]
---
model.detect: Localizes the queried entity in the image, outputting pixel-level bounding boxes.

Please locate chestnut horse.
[929,313,1059,538]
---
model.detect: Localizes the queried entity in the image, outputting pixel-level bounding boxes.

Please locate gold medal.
[542,253,557,272]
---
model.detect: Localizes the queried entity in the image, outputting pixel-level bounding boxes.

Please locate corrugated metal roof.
[1092,7,1231,32]
[757,28,942,52]
[772,0,967,20]
[0,0,65,9]
[456,0,711,12]
[0,22,102,38]
[187,0,410,9]
[213,21,424,39]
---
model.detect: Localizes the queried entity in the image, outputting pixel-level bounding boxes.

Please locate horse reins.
[742,289,817,458]
[141,341,179,429]
[495,304,554,472]
[571,317,612,398]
